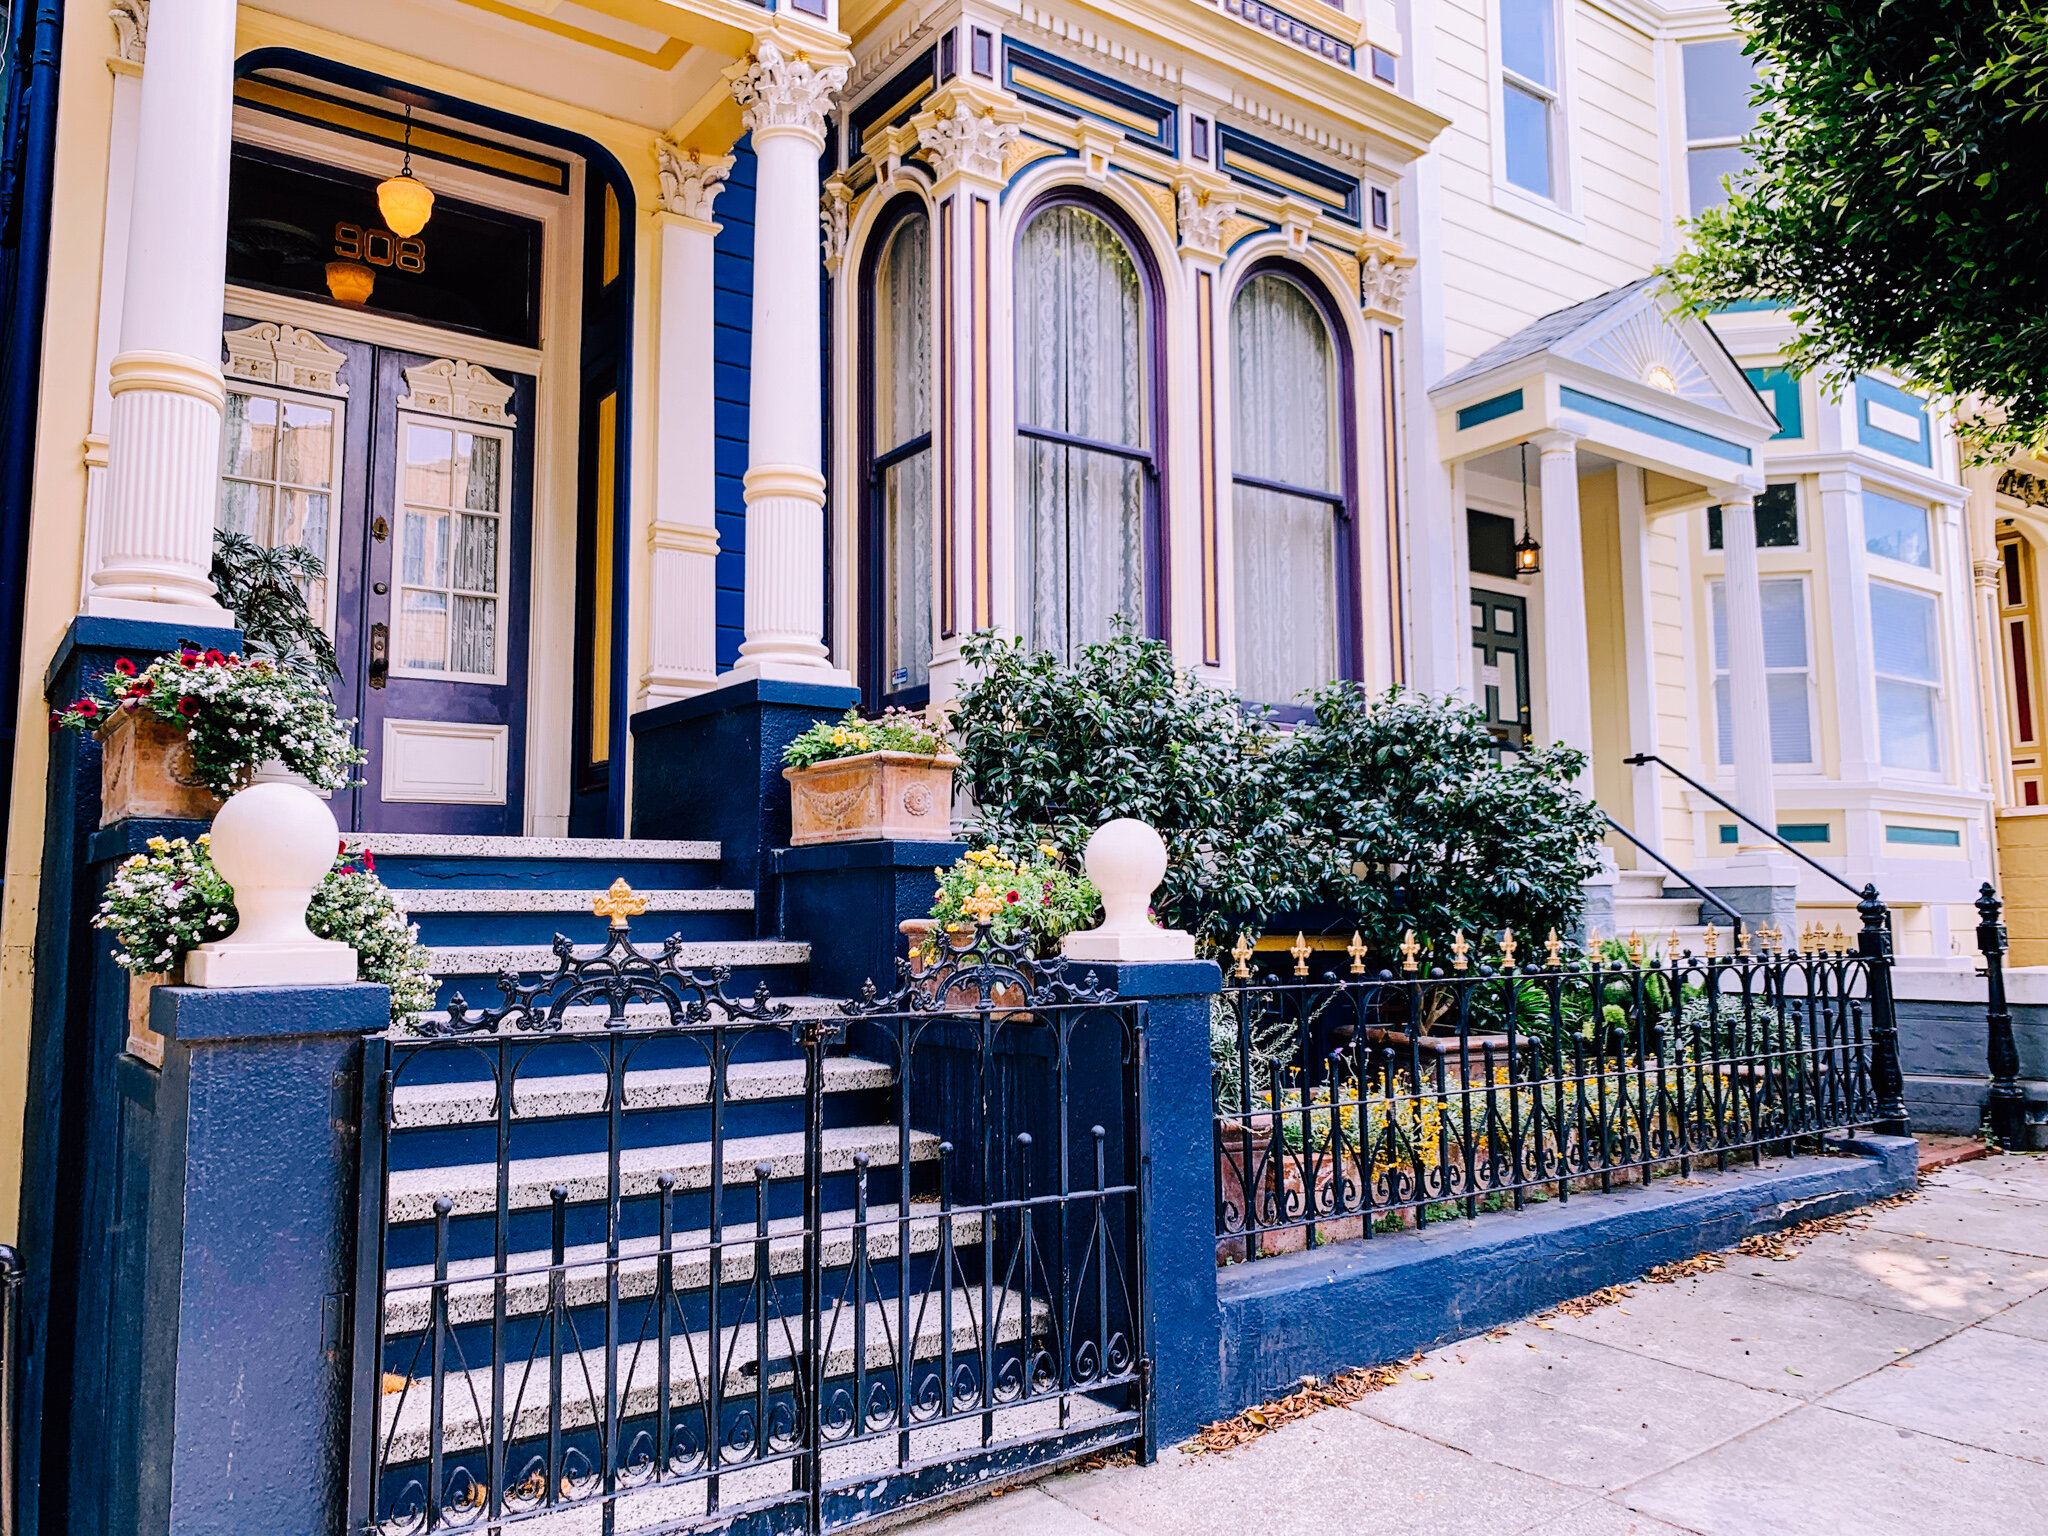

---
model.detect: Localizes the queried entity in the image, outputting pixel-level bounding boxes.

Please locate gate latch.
[368,623,389,689]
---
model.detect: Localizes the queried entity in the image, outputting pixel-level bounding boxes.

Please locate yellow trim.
[592,391,618,766]
[1219,146,1347,209]
[972,197,992,630]
[453,0,692,68]
[1197,271,1219,666]
[234,79,569,189]
[867,79,934,135]
[1008,68,1159,137]
[602,183,622,285]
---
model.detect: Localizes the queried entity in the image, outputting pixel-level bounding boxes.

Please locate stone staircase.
[1608,867,1708,948]
[357,833,1038,1524]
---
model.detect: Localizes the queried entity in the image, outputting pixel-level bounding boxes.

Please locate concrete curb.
[1211,1134,1918,1420]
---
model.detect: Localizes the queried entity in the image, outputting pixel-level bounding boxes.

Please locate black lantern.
[1514,443,1541,575]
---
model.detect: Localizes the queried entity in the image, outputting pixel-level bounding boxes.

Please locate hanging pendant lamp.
[1514,443,1542,576]
[377,104,435,239]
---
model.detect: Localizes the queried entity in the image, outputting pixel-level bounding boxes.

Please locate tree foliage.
[949,627,1605,955]
[1664,0,2048,456]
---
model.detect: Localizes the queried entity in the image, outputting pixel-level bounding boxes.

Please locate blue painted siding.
[1559,385,1752,465]
[1456,389,1524,431]
[713,141,758,670]
[1855,374,1933,467]
[1744,366,1802,440]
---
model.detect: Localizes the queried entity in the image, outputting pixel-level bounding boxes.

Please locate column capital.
[110,0,147,66]
[1360,251,1411,320]
[728,39,847,148]
[1711,472,1767,508]
[1532,424,1586,455]
[1172,173,1235,260]
[653,140,732,222]
[914,88,1022,188]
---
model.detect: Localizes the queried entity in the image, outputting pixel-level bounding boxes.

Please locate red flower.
[1007,890,1020,904]
[176,696,198,717]
[47,712,60,731]
[178,649,200,667]
[363,849,376,874]
[113,658,136,677]
[76,699,99,719]
[126,678,151,696]
[203,649,229,666]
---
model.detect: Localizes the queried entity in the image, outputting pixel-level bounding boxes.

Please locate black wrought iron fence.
[1214,916,1903,1262]
[347,914,1148,1536]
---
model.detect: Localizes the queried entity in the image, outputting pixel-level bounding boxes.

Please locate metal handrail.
[1600,812,1745,930]
[1622,752,1866,900]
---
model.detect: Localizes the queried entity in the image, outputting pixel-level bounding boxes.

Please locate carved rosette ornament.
[1175,184,1234,256]
[653,140,731,221]
[918,99,1020,183]
[729,41,847,146]
[1360,253,1410,318]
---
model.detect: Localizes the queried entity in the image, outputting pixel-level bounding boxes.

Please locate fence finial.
[1230,931,1254,980]
[1499,928,1517,970]
[1347,931,1367,975]
[1290,932,1312,977]
[1400,930,1420,973]
[1060,818,1195,962]
[184,782,358,987]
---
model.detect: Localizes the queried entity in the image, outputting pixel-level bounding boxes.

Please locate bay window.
[1871,581,1944,772]
[1712,576,1814,766]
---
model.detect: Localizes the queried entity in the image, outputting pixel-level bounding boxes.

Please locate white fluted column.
[1719,489,1781,843]
[1534,426,1594,770]
[87,0,235,621]
[725,40,850,684]
[642,145,732,704]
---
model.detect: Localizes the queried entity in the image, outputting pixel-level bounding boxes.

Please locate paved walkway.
[905,1155,2048,1536]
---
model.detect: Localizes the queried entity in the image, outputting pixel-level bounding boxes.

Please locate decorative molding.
[398,359,517,425]
[1359,252,1409,318]
[222,322,349,397]
[1219,214,1268,250]
[109,0,146,64]
[1003,137,1067,180]
[1577,307,1728,407]
[1118,173,1177,232]
[821,182,852,270]
[1320,244,1360,299]
[728,41,847,145]
[652,140,731,221]
[2001,468,2048,509]
[917,98,1021,183]
[1176,183,1235,256]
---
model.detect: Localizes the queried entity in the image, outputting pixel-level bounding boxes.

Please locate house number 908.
[333,222,426,273]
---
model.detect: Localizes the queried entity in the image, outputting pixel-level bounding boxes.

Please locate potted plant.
[97,835,437,1061]
[54,646,364,826]
[781,707,959,846]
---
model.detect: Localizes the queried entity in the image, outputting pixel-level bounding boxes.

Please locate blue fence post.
[132,982,389,1536]
[1089,958,1223,1451]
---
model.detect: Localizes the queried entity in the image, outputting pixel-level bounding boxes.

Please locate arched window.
[862,206,933,705]
[1231,269,1350,706]
[1015,201,1157,659]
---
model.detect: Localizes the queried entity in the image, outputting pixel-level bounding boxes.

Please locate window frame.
[1868,574,1949,778]
[1709,572,1820,770]
[1491,0,1576,225]
[388,407,515,687]
[1227,257,1362,718]
[857,193,937,712]
[217,380,349,635]
[1679,36,1761,217]
[1010,186,1171,651]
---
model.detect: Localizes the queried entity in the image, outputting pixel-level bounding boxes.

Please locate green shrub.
[950,627,1604,955]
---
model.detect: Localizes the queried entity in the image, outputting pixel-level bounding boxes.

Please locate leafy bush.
[950,628,1604,955]
[210,530,342,682]
[952,626,1299,946]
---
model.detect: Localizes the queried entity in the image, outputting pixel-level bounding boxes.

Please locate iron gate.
[346,919,1149,1535]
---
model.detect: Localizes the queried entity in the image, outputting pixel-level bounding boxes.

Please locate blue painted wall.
[712,141,757,671]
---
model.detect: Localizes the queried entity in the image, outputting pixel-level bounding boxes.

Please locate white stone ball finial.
[184,781,358,987]
[1061,817,1195,962]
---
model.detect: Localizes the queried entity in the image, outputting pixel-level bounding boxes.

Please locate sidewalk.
[904,1154,2048,1536]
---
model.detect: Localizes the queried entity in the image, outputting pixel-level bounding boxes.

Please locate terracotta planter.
[126,971,169,1068]
[97,709,220,827]
[1214,1123,1365,1262]
[899,918,1029,1011]
[783,751,958,846]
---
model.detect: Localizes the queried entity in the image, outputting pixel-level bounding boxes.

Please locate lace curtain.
[1232,274,1339,706]
[1014,206,1147,660]
[877,217,933,691]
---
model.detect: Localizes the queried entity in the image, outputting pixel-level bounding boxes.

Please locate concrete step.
[1612,870,1670,901]
[357,834,720,862]
[391,1055,892,1128]
[400,995,843,1036]
[387,1123,941,1222]
[425,937,807,983]
[397,887,753,914]
[1611,897,1704,931]
[383,1202,987,1332]
[378,1286,1049,1463]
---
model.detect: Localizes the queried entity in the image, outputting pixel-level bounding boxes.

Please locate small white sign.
[1865,396,1923,443]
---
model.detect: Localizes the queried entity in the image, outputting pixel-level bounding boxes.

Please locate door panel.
[357,348,535,834]
[1472,591,1530,756]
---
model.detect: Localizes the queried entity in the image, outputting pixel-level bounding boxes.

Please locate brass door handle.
[368,623,388,689]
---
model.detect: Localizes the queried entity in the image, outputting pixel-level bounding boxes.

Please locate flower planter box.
[783,751,958,846]
[126,971,168,1068]
[97,709,220,827]
[1214,1123,1365,1262]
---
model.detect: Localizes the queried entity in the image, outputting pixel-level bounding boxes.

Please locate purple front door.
[223,315,534,835]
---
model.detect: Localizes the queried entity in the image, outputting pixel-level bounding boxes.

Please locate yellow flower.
[1037,842,1062,861]
[146,836,169,852]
